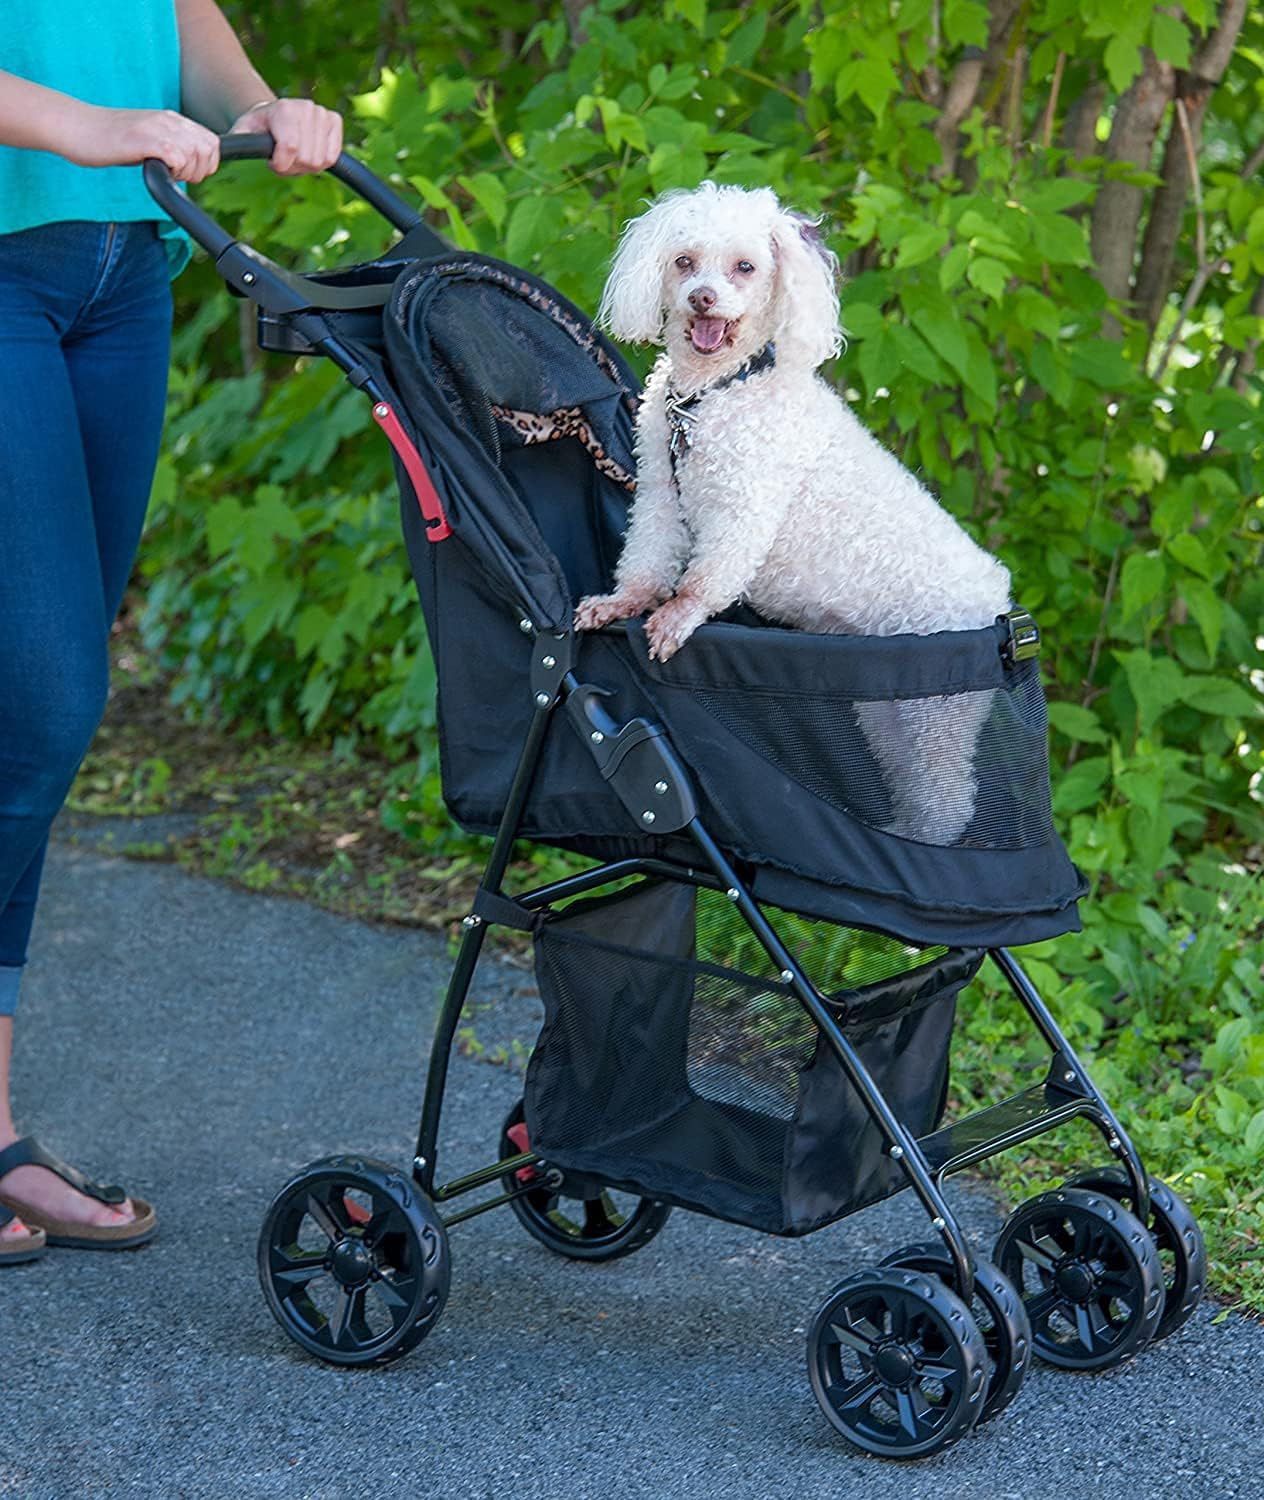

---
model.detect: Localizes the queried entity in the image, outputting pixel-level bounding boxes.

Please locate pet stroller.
[148,140,1206,1460]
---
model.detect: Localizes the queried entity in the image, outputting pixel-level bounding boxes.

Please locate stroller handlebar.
[142,132,426,315]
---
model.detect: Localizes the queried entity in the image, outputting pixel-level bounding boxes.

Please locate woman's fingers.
[262,98,343,175]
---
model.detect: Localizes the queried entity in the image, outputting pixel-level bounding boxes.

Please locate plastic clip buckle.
[1000,608,1040,666]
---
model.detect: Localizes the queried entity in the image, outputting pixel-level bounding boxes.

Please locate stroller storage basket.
[525,880,984,1235]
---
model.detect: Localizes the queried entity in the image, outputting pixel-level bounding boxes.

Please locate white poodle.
[574,182,1013,845]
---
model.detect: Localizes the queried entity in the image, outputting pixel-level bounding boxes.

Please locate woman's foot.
[0,1132,136,1232]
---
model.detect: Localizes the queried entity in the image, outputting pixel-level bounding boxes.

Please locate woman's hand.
[63,105,222,182]
[227,98,342,175]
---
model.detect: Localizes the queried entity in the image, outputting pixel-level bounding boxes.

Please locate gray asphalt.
[1,842,1257,1500]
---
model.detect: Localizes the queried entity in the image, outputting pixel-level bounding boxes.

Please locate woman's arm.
[0,69,220,181]
[175,0,341,174]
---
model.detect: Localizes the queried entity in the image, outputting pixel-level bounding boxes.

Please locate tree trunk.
[1089,48,1175,324]
[1060,76,1105,158]
[1133,0,1248,332]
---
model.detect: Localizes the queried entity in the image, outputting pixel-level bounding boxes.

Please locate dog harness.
[664,341,777,485]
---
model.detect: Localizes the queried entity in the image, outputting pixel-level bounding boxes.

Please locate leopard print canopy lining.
[490,403,637,492]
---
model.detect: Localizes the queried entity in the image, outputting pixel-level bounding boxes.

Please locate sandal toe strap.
[0,1136,126,1206]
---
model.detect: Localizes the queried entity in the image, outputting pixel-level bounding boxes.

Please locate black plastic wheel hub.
[1054,1259,1096,1302]
[874,1344,916,1386]
[330,1236,374,1287]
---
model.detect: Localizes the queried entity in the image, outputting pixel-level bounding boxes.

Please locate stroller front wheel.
[1065,1166,1206,1342]
[994,1187,1164,1371]
[257,1155,451,1366]
[498,1099,672,1262]
[807,1267,988,1459]
[879,1242,1031,1424]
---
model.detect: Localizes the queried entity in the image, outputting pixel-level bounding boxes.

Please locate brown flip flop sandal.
[0,1137,157,1251]
[0,1201,46,1264]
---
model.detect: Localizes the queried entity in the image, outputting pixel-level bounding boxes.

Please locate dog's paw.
[644,594,708,662]
[574,585,662,632]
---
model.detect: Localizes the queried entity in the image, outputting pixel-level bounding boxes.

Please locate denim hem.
[0,964,22,1018]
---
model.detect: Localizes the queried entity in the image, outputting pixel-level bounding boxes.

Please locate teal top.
[0,0,190,273]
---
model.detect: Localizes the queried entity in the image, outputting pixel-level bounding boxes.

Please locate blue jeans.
[0,221,172,1016]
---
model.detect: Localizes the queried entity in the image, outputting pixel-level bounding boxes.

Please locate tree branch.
[1040,51,1066,149]
[1133,0,1247,332]
[1061,76,1106,159]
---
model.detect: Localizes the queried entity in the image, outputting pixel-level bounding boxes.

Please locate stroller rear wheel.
[807,1267,988,1459]
[995,1187,1164,1371]
[498,1099,671,1262]
[258,1155,450,1366]
[1066,1167,1206,1342]
[879,1242,1030,1424]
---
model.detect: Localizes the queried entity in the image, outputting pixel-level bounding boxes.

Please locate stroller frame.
[146,135,1202,1461]
[410,644,1149,1304]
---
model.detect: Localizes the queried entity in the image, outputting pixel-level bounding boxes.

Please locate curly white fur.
[577,183,1013,844]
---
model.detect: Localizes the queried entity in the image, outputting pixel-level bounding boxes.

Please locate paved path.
[1,843,1257,1499]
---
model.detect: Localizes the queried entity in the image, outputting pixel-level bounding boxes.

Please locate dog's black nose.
[688,286,717,313]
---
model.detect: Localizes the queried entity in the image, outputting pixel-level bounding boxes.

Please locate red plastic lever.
[371,400,452,543]
[505,1121,538,1184]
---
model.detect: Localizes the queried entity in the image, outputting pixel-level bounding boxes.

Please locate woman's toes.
[0,1214,31,1240]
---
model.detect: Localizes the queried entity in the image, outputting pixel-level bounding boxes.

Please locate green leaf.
[1025,179,1096,214]
[1030,340,1071,406]
[505,195,565,264]
[888,322,947,381]
[1167,532,1214,579]
[1047,702,1109,744]
[1070,339,1137,388]
[726,12,767,67]
[1053,756,1111,815]
[1181,579,1223,660]
[966,256,1009,300]
[1180,677,1261,719]
[1150,13,1192,67]
[1032,212,1090,266]
[206,497,245,559]
[460,172,508,230]
[841,302,884,339]
[1117,649,1188,734]
[939,243,969,290]
[895,225,949,269]
[676,0,707,31]
[1120,551,1166,619]
[1104,34,1142,91]
[1245,1109,1264,1157]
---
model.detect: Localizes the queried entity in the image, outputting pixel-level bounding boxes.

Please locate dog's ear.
[598,197,681,345]
[770,212,842,369]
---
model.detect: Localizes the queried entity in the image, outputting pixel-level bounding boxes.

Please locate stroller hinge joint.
[530,632,573,708]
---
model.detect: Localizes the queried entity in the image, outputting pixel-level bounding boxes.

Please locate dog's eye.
[674,254,693,271]
[735,259,755,275]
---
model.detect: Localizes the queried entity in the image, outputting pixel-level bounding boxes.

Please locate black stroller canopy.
[383,252,1086,950]
[386,255,641,633]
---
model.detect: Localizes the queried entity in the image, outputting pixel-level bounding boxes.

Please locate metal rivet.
[242,271,256,285]
[889,1145,904,1160]
[519,618,533,634]
[779,969,794,984]
[726,887,740,902]
[461,914,482,929]
[373,403,390,418]
[1108,1136,1121,1149]
[535,692,550,708]
[541,654,556,669]
[654,780,669,795]
[1064,1071,1076,1083]
[931,1216,947,1231]
[413,1156,426,1172]
[590,730,604,744]
[641,810,656,824]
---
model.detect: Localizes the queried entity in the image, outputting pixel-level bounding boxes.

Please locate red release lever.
[371,400,452,543]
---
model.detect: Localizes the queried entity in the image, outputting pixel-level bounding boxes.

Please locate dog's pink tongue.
[690,316,728,352]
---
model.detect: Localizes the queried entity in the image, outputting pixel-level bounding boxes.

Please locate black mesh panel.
[525,881,980,1235]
